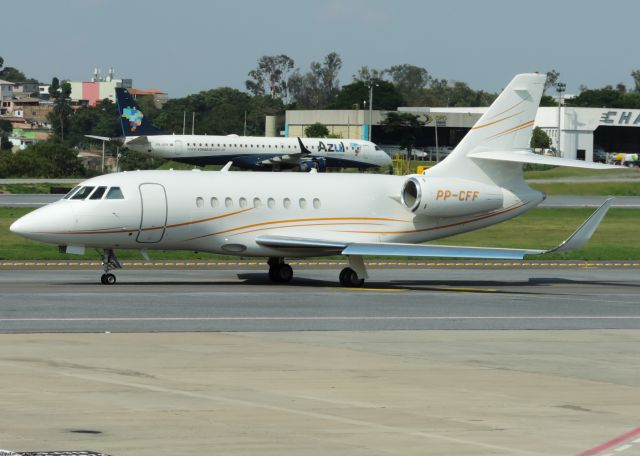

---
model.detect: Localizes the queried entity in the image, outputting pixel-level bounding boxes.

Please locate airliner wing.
[85,134,122,143]
[255,198,613,259]
[257,138,312,166]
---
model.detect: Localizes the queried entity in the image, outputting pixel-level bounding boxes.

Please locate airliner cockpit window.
[90,186,107,200]
[63,186,81,199]
[70,186,95,200]
[106,187,124,199]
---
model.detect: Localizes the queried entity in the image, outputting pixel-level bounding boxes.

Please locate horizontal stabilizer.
[469,150,620,169]
[255,198,612,259]
[85,134,122,143]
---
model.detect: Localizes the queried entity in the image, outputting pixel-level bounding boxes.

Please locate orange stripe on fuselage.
[334,203,527,235]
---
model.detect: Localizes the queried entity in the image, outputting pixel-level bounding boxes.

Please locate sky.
[3,0,639,99]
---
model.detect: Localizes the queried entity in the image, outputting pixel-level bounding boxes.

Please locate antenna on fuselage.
[220,161,233,172]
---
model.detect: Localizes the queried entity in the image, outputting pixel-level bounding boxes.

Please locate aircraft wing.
[257,138,312,166]
[255,198,613,259]
[125,136,150,146]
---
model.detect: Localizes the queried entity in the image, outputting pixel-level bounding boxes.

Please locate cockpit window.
[106,187,124,199]
[63,186,81,199]
[89,186,107,200]
[70,186,95,200]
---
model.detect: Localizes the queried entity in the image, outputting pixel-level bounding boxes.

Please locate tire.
[339,268,364,287]
[104,273,116,285]
[277,264,293,283]
[100,274,107,285]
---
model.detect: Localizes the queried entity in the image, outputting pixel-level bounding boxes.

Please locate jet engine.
[400,176,504,217]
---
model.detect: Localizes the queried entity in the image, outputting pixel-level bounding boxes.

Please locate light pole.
[556,82,566,156]
[367,80,378,141]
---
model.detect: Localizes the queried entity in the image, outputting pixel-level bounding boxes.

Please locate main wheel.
[100,274,107,285]
[104,273,116,285]
[339,267,364,287]
[268,264,293,283]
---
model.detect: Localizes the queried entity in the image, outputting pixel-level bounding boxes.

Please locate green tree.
[530,127,551,150]
[330,79,405,110]
[352,66,384,82]
[381,112,425,153]
[544,69,560,94]
[304,122,329,138]
[48,77,73,141]
[245,54,295,99]
[118,150,164,171]
[0,66,27,82]
[0,119,13,151]
[288,52,343,109]
[384,64,430,105]
[631,69,640,93]
[0,140,84,178]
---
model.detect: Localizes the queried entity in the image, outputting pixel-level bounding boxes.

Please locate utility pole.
[556,82,566,156]
[182,111,186,135]
[192,112,195,135]
[367,80,378,141]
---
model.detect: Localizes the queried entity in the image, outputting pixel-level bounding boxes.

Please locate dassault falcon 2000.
[87,88,392,171]
[13,73,616,286]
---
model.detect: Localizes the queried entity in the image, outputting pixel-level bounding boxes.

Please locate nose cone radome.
[10,204,72,241]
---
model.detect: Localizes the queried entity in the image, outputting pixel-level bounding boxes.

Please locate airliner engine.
[400,176,504,217]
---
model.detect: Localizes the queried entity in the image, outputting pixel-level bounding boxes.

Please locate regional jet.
[16,74,616,286]
[87,88,391,171]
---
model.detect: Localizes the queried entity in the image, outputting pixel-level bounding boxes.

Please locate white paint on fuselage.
[124,135,392,168]
[12,170,543,257]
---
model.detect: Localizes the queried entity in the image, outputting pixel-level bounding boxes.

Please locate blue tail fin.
[115,87,164,137]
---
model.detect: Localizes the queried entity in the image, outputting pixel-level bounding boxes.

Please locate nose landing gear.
[100,249,122,285]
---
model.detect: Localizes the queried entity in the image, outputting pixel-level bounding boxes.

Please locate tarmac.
[0,265,638,455]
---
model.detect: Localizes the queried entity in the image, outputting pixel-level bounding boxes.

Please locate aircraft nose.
[10,204,72,240]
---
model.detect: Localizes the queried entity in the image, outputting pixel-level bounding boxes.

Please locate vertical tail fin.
[428,73,546,184]
[115,88,164,137]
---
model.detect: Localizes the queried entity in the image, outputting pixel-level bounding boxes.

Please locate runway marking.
[577,427,640,456]
[2,260,640,269]
[2,316,639,322]
[0,361,543,455]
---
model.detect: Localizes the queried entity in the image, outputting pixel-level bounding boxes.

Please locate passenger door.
[174,139,183,156]
[137,183,167,243]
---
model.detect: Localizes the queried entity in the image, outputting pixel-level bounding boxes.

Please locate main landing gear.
[267,255,368,287]
[268,257,293,283]
[100,249,122,285]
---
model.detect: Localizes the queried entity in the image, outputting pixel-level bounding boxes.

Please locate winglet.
[545,198,614,254]
[297,137,312,155]
[220,161,233,172]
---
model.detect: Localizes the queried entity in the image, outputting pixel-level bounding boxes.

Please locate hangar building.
[285,106,640,162]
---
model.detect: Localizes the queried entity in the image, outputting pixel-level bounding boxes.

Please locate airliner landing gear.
[100,249,122,285]
[339,268,364,287]
[268,257,293,283]
[339,255,368,287]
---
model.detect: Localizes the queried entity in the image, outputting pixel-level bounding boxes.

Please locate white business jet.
[87,88,391,171]
[13,73,616,286]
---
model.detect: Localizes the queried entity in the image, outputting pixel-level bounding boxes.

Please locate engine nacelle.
[400,176,504,217]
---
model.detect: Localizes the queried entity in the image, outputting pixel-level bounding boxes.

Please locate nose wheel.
[101,273,116,285]
[99,249,122,285]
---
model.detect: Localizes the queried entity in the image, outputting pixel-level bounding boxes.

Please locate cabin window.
[89,186,107,200]
[210,197,218,208]
[196,197,204,208]
[106,187,124,199]
[313,198,321,209]
[299,198,307,209]
[71,186,95,200]
[63,186,81,199]
[253,197,262,208]
[239,197,247,208]
[267,197,275,209]
[225,197,233,208]
[283,197,291,209]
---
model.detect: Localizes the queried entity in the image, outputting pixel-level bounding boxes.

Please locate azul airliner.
[88,88,392,171]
